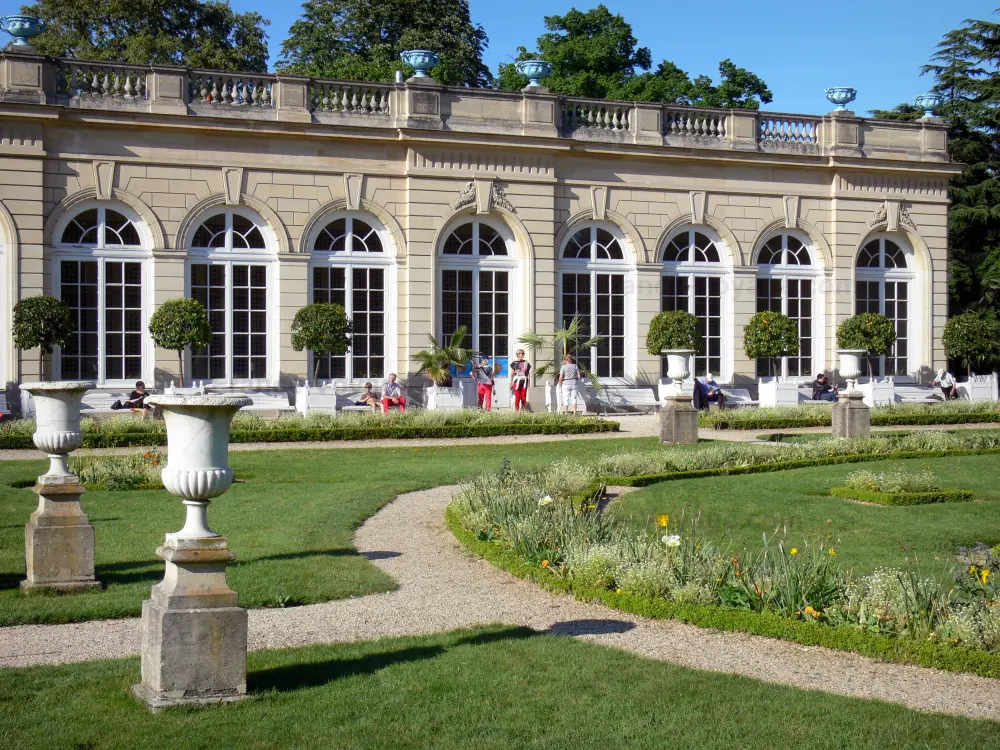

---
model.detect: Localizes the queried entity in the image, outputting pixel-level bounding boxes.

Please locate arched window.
[439,218,517,362]
[310,213,393,381]
[855,235,914,377]
[187,208,275,384]
[55,204,148,384]
[755,233,818,378]
[660,228,726,377]
[559,224,630,378]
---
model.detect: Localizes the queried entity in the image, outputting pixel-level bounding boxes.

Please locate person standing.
[380,373,407,414]
[510,349,531,411]
[559,354,581,414]
[932,368,959,400]
[472,357,495,411]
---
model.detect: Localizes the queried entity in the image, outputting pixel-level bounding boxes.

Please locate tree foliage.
[411,326,473,386]
[942,312,1000,376]
[495,4,771,108]
[21,0,269,71]
[743,311,800,361]
[148,298,212,386]
[519,316,603,388]
[291,303,352,382]
[13,295,74,376]
[278,0,491,87]
[837,313,897,378]
[646,311,704,354]
[870,12,1000,314]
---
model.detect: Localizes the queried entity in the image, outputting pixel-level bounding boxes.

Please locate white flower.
[538,495,554,507]
[662,534,681,547]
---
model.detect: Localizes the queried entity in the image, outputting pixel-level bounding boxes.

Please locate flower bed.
[829,468,975,506]
[68,451,165,490]
[700,402,1000,431]
[0,412,618,449]
[829,487,975,506]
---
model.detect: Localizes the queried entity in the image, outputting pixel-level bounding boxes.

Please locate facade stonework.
[0,52,959,397]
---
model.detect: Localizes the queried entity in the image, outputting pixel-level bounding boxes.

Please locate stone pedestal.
[832,391,870,438]
[21,476,100,593]
[659,394,699,444]
[132,536,247,710]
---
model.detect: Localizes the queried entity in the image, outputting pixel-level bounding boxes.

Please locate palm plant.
[412,326,474,386]
[518,316,604,389]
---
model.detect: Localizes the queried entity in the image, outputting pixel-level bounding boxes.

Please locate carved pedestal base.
[832,391,871,439]
[659,394,699,444]
[133,536,247,711]
[21,478,101,593]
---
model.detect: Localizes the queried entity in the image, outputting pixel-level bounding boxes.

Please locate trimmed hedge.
[0,420,619,449]
[829,486,975,506]
[702,411,1000,431]
[446,505,1000,679]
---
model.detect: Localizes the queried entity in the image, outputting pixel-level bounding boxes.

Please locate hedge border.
[601,448,1000,487]
[446,504,1000,679]
[829,486,975,506]
[0,420,620,450]
[702,412,1000,431]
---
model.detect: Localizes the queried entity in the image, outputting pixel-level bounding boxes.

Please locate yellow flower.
[970,565,978,575]
[828,549,837,556]
[981,569,991,586]
[790,548,799,556]
[541,560,549,568]
[657,514,669,528]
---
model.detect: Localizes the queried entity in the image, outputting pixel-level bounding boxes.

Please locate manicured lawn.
[620,454,1000,577]
[1,626,996,748]
[0,438,656,626]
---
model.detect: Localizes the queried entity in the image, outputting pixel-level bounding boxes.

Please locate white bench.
[721,387,758,407]
[228,389,293,414]
[593,386,658,413]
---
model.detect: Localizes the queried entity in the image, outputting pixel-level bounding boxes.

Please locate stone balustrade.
[0,51,949,163]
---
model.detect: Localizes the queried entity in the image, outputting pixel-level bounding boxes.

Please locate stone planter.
[134,394,251,711]
[662,349,694,397]
[958,373,999,403]
[758,378,800,407]
[837,349,866,393]
[659,350,697,444]
[857,377,895,407]
[427,381,466,410]
[18,381,100,593]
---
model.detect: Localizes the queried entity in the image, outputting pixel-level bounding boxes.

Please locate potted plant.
[13,295,75,381]
[519,316,603,412]
[646,311,703,397]
[836,312,896,397]
[412,326,473,409]
[743,310,800,406]
[290,303,352,384]
[148,297,212,387]
[942,312,1000,402]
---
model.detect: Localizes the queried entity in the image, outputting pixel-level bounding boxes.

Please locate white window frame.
[53,202,154,386]
[558,222,635,382]
[855,233,917,379]
[307,212,396,384]
[754,231,824,380]
[659,227,731,381]
[185,208,278,386]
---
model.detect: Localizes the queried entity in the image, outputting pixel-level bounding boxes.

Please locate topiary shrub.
[743,310,800,376]
[646,311,704,355]
[836,313,897,378]
[942,313,1000,377]
[148,298,212,386]
[12,295,75,378]
[291,303,353,382]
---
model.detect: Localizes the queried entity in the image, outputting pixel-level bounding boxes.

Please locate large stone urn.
[837,349,866,393]
[659,349,698,444]
[18,381,100,593]
[133,394,252,711]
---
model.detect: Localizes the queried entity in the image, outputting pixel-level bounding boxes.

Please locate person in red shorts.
[380,373,406,414]
[471,357,495,411]
[509,349,531,411]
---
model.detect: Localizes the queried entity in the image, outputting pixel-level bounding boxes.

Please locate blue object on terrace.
[824,87,857,112]
[400,50,439,79]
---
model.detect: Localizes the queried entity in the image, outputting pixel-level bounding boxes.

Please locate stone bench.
[594,386,658,413]
[721,387,757,407]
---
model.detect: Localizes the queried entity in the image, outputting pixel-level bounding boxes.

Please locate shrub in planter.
[942,312,1000,377]
[412,325,473,386]
[148,298,212,386]
[646,310,704,355]
[830,486,975,506]
[836,313,896,379]
[291,302,352,382]
[13,295,75,377]
[831,468,973,505]
[743,311,800,377]
[519,315,604,388]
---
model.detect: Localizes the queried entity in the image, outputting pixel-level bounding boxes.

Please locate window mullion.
[225,262,233,384]
[345,268,354,379]
[97,260,106,385]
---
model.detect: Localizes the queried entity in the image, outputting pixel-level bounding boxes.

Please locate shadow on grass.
[234,548,361,566]
[250,626,538,694]
[0,571,23,591]
[96,559,162,586]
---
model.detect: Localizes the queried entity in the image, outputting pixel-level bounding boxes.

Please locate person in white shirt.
[380,373,407,414]
[558,354,581,414]
[932,368,958,400]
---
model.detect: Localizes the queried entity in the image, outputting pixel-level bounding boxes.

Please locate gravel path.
[4,484,1000,721]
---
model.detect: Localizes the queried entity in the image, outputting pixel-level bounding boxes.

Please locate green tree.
[291,303,353,383]
[742,311,800,377]
[12,295,75,378]
[148,298,212,387]
[836,313,897,379]
[519,316,603,388]
[646,311,703,355]
[942,312,1000,376]
[278,0,491,87]
[21,0,270,71]
[495,4,771,108]
[411,326,473,386]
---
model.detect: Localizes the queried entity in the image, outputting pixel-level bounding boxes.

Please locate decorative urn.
[400,50,439,79]
[663,349,694,390]
[837,349,866,393]
[914,93,944,118]
[19,381,95,479]
[825,87,857,112]
[0,15,45,48]
[515,60,554,88]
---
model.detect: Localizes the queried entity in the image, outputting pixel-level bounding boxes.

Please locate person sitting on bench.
[812,373,838,402]
[932,369,959,400]
[380,374,406,414]
[111,381,150,410]
[356,382,379,410]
